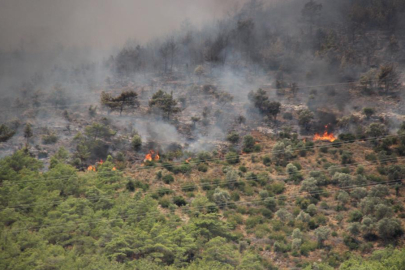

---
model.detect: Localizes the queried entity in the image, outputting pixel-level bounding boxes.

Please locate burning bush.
[313,125,337,142]
[143,150,160,163]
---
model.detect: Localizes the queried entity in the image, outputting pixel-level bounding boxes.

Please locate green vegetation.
[2,0,405,268]
[149,90,181,119]
[0,124,15,142]
[2,124,405,269]
[100,91,139,115]
[131,134,142,151]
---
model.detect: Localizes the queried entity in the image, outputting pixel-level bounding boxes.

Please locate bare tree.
[160,41,171,74]
[167,38,177,72]
[302,0,322,36]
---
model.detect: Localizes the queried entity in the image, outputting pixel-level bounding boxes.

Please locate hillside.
[1,128,405,269]
[1,0,405,269]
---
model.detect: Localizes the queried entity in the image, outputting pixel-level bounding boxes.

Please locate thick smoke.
[1,0,404,160]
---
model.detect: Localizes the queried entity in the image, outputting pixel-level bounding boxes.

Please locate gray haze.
[0,0,246,52]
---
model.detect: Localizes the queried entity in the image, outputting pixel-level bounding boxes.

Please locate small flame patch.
[313,125,337,142]
[144,150,159,162]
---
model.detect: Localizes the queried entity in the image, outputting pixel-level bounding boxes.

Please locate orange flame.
[185,157,192,163]
[313,125,337,142]
[99,159,104,165]
[112,167,116,171]
[87,165,96,172]
[144,153,152,162]
[144,150,159,162]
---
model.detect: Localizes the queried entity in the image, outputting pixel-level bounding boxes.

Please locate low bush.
[162,174,174,184]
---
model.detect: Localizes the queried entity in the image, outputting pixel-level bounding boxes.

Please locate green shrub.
[159,197,171,208]
[227,132,240,143]
[131,135,142,151]
[42,133,58,144]
[273,241,291,253]
[181,183,197,192]
[261,208,273,219]
[243,135,255,153]
[156,187,173,197]
[231,192,240,201]
[173,196,187,206]
[200,178,212,190]
[264,197,277,211]
[162,162,173,172]
[162,174,174,184]
[271,181,285,194]
[246,216,264,229]
[341,151,354,164]
[0,124,15,142]
[259,190,269,199]
[332,139,342,148]
[307,204,317,216]
[156,171,163,179]
[126,180,149,192]
[320,146,328,153]
[348,210,363,222]
[365,153,377,162]
[363,107,375,118]
[338,133,356,142]
[197,163,208,172]
[296,197,311,210]
[173,164,192,174]
[197,151,212,162]
[343,235,359,250]
[207,203,218,213]
[126,180,135,191]
[263,155,272,166]
[225,151,240,164]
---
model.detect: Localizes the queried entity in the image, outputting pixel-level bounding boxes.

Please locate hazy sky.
[0,0,245,52]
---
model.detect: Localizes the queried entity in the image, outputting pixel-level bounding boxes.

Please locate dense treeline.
[0,151,266,269]
[107,0,405,83]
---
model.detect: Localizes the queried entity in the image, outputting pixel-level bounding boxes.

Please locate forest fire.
[313,126,337,142]
[144,150,159,162]
[144,152,152,162]
[87,165,96,172]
